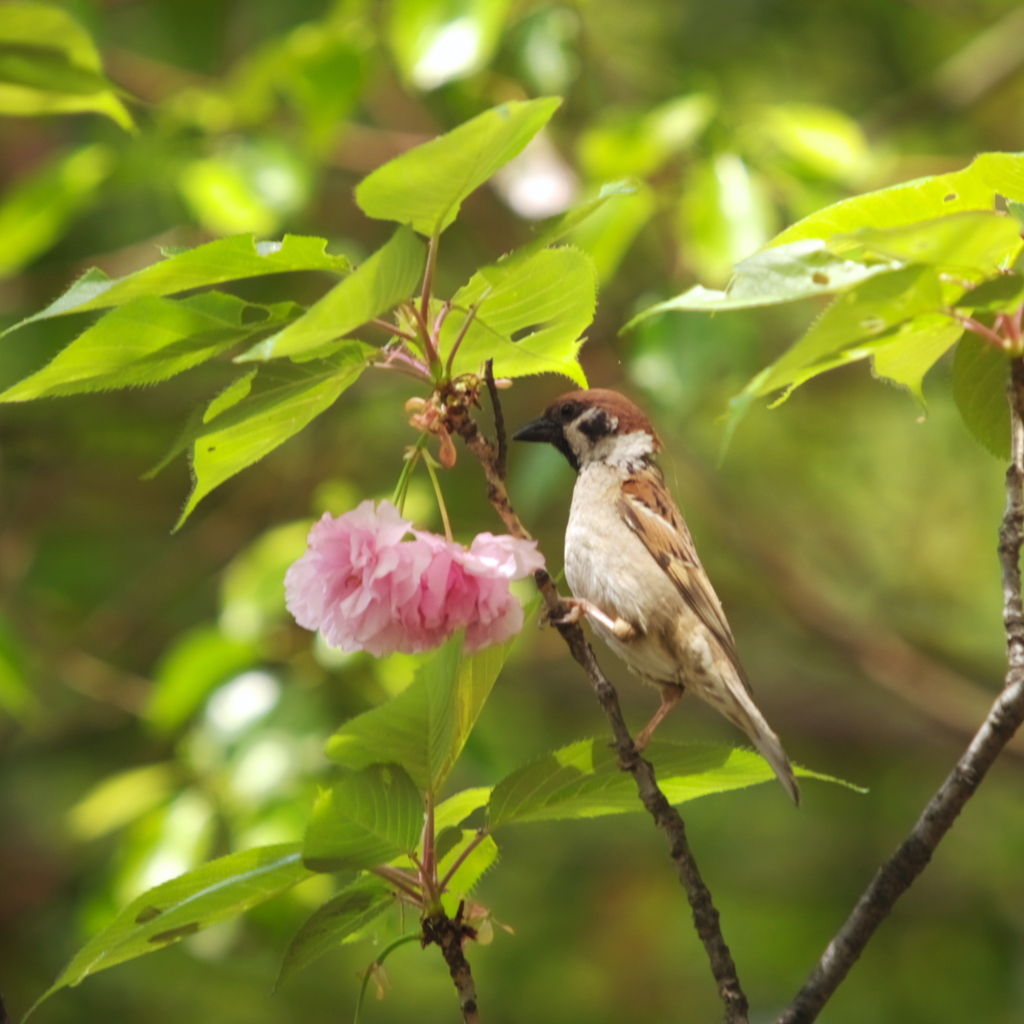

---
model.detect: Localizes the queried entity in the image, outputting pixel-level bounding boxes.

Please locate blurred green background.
[3,1,1024,1022]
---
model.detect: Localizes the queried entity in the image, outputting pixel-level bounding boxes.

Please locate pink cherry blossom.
[284,500,544,657]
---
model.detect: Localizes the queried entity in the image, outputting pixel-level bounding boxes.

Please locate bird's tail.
[719,685,801,806]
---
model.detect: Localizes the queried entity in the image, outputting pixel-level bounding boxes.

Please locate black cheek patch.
[578,410,613,442]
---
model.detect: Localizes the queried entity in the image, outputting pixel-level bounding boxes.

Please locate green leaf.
[0,143,113,277]
[439,831,498,901]
[955,273,1024,313]
[435,787,491,830]
[625,239,898,324]
[326,633,516,794]
[32,844,310,1012]
[355,97,562,236]
[750,265,945,397]
[769,151,1024,248]
[839,211,1022,277]
[244,226,425,360]
[276,876,393,989]
[488,740,861,828]
[870,315,963,403]
[3,234,350,338]
[303,765,422,873]
[176,345,371,528]
[0,3,135,130]
[0,292,280,401]
[951,334,1010,459]
[441,246,594,385]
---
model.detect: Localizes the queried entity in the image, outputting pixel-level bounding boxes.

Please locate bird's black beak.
[512,414,559,444]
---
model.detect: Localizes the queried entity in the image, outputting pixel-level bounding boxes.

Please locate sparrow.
[514,388,799,805]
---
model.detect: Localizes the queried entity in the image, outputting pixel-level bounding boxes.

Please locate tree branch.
[449,376,749,1024]
[775,355,1024,1024]
[422,903,481,1024]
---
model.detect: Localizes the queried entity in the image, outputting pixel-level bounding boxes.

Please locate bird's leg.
[635,684,684,750]
[550,597,637,641]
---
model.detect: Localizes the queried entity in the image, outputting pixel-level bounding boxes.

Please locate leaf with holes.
[626,239,898,325]
[440,247,594,385]
[303,765,423,873]
[1,293,297,401]
[747,265,946,400]
[3,234,350,339]
[243,226,425,361]
[838,211,1022,278]
[768,151,1024,248]
[30,844,310,1015]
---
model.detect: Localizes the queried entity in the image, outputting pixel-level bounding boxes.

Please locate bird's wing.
[619,471,751,691]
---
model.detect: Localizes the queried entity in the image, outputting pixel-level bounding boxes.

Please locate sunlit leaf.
[355,97,561,236]
[441,246,594,385]
[839,211,1022,277]
[244,226,425,360]
[439,831,498,902]
[176,344,371,528]
[3,234,350,338]
[303,765,422,873]
[951,334,1010,459]
[326,633,516,794]
[435,787,491,830]
[626,239,898,324]
[487,740,861,828]
[871,315,963,403]
[0,2,134,130]
[31,844,310,1013]
[956,273,1024,313]
[769,151,1024,248]
[750,265,945,397]
[0,292,285,401]
[276,876,393,989]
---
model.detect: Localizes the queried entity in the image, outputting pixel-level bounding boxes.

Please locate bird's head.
[513,389,661,472]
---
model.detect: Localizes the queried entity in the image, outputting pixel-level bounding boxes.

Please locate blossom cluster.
[285,500,544,657]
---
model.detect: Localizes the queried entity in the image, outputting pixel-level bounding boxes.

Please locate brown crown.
[546,388,661,449]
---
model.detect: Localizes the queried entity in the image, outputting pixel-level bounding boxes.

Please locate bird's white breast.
[564,462,684,681]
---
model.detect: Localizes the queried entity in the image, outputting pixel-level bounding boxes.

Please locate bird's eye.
[559,402,575,419]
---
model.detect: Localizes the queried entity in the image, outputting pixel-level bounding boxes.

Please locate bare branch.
[422,903,481,1024]
[775,356,1024,1024]
[449,390,750,1024]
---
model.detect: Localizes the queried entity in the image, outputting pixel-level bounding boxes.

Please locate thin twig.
[439,829,489,893]
[775,356,1024,1024]
[483,360,507,481]
[449,390,750,1024]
